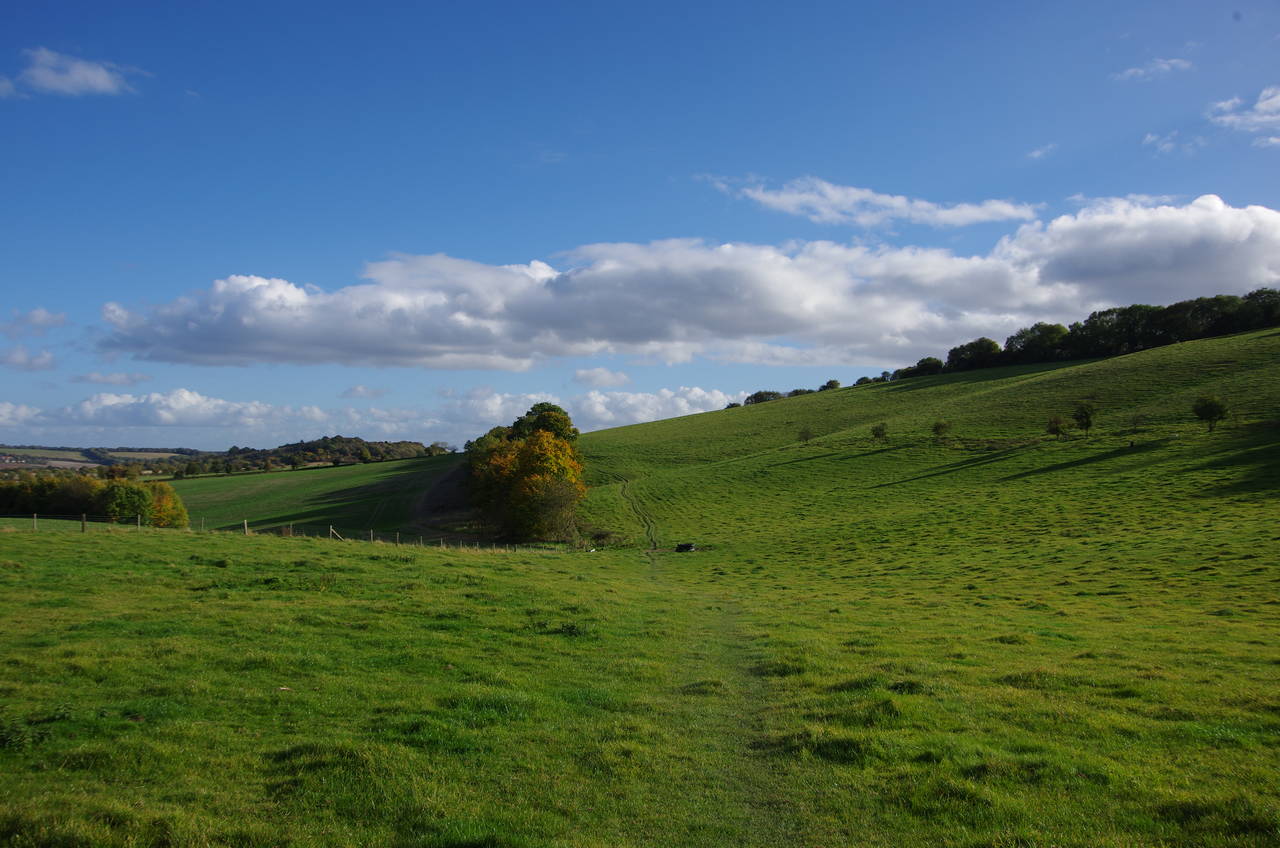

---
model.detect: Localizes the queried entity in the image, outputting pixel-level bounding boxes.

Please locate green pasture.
[0,328,1277,846]
[171,455,460,533]
[0,448,91,462]
[106,451,181,460]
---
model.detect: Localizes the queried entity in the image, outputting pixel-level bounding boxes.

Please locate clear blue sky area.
[2,0,1277,449]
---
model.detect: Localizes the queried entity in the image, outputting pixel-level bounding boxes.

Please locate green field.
[171,455,460,533]
[106,451,182,460]
[1,329,1277,846]
[0,447,92,462]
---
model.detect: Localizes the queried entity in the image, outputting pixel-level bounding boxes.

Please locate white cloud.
[18,47,139,96]
[1026,143,1057,160]
[572,387,743,430]
[1254,136,1280,148]
[1142,131,1204,155]
[1,345,55,371]
[1112,57,1193,82]
[2,307,67,338]
[0,402,41,428]
[70,371,151,386]
[573,367,630,387]
[1209,86,1280,134]
[722,176,1038,228]
[340,385,389,399]
[0,77,17,99]
[97,196,1280,373]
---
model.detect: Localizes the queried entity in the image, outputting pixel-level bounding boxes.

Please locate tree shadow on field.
[999,439,1173,482]
[209,455,467,534]
[871,445,1028,488]
[1191,422,1280,496]
[884,360,1088,394]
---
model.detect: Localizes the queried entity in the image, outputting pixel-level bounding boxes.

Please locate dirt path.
[617,482,806,846]
[620,480,660,550]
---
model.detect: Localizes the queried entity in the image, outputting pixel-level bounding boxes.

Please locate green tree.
[1072,401,1097,437]
[818,379,841,391]
[1046,415,1069,440]
[1192,395,1228,432]
[798,426,814,444]
[97,481,153,523]
[870,422,888,441]
[932,420,952,441]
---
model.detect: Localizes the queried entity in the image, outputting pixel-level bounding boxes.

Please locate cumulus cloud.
[17,47,140,96]
[1112,57,1193,81]
[0,382,752,450]
[340,385,388,399]
[0,77,17,99]
[1209,86,1280,136]
[70,371,151,386]
[2,345,55,371]
[96,195,1280,372]
[1026,143,1057,160]
[1254,136,1280,149]
[572,387,743,430]
[718,176,1037,228]
[573,367,630,387]
[2,307,67,338]
[0,402,41,428]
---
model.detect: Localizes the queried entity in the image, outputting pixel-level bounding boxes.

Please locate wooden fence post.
[81,514,87,533]
[243,519,249,535]
[136,514,141,530]
[32,513,37,531]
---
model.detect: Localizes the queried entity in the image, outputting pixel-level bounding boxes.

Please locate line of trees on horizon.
[893,288,1280,381]
[730,288,1280,405]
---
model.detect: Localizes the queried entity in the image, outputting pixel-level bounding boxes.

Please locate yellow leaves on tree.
[465,405,585,540]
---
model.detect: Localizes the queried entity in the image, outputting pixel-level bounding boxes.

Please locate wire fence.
[0,513,527,552]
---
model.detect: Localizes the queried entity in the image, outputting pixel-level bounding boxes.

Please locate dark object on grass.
[675,543,696,552]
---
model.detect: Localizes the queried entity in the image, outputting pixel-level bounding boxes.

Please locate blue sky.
[2,0,1278,450]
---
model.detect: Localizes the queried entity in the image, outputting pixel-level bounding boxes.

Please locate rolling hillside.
[1,328,1276,847]
[171,454,461,532]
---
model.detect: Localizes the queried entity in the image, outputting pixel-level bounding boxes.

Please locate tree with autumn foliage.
[465,404,585,540]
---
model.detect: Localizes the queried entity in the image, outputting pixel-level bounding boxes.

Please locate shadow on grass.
[999,439,1173,482]
[1193,422,1280,496]
[204,455,464,532]
[871,445,1029,488]
[883,359,1093,394]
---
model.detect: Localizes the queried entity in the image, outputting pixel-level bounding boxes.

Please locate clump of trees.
[874,288,1280,384]
[465,403,585,541]
[1192,396,1228,432]
[0,475,189,527]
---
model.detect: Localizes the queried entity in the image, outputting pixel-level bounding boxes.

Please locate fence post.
[136,514,141,530]
[369,529,374,543]
[243,519,249,535]
[200,517,205,532]
[32,513,37,531]
[81,514,87,533]
[395,532,400,546]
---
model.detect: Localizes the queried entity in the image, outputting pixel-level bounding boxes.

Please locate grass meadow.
[171,455,460,533]
[1,329,1277,846]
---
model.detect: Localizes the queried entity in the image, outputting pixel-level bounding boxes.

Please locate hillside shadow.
[884,360,1089,393]
[999,439,1173,481]
[206,456,467,534]
[770,451,840,468]
[871,445,1028,488]
[1192,423,1280,496]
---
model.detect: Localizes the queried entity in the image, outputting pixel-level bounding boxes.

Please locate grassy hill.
[171,454,460,533]
[1,328,1277,846]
